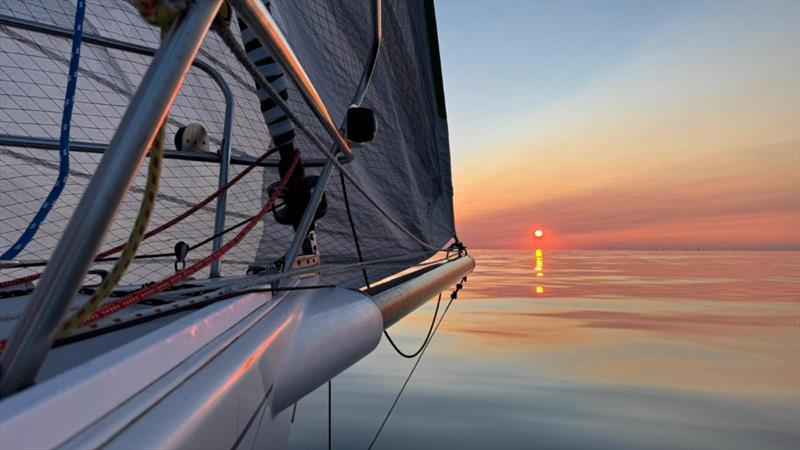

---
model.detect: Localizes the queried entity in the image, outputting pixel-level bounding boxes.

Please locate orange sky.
[439,1,800,250]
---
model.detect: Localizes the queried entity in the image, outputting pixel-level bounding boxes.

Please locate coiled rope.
[0,0,85,260]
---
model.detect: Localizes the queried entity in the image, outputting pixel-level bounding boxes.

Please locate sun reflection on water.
[534,247,544,294]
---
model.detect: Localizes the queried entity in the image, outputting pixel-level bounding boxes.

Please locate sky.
[435,0,800,250]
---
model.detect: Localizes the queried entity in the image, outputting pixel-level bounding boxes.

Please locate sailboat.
[0,1,473,448]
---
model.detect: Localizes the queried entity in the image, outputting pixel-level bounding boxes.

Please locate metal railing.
[0,13,341,275]
[0,0,226,395]
[0,134,331,168]
[229,0,352,157]
[0,14,235,277]
[0,0,381,394]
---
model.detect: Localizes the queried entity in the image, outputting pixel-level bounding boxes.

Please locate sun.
[533,229,544,239]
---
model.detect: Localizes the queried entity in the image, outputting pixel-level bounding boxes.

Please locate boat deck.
[0,274,278,383]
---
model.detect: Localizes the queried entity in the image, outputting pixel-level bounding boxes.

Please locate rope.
[79,152,299,327]
[367,278,467,450]
[59,126,165,336]
[95,147,278,259]
[215,23,441,252]
[383,292,442,359]
[340,172,371,289]
[89,213,252,265]
[0,0,85,260]
[53,13,183,334]
[0,273,39,290]
[3,14,441,286]
[0,148,279,290]
[0,254,461,351]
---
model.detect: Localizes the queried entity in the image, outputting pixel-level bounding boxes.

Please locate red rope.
[0,273,40,290]
[0,148,278,289]
[82,153,299,326]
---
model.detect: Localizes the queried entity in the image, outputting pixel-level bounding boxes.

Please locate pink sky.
[441,1,800,250]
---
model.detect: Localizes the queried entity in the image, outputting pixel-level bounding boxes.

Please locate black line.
[328,379,333,450]
[383,293,442,358]
[233,285,336,296]
[189,215,255,251]
[249,390,271,450]
[368,292,459,449]
[230,384,274,450]
[339,171,371,289]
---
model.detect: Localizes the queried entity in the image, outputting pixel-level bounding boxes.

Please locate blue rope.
[1,0,86,260]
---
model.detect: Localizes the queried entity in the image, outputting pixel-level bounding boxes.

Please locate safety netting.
[0,0,455,289]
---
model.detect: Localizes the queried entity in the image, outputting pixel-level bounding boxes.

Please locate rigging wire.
[0,250,457,308]
[0,147,278,289]
[339,172,371,289]
[79,153,300,327]
[342,160,451,359]
[92,147,278,259]
[3,15,440,289]
[367,279,466,450]
[379,250,461,358]
[0,254,464,350]
[215,23,441,253]
[0,0,85,260]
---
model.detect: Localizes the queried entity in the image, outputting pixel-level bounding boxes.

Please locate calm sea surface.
[288,250,800,449]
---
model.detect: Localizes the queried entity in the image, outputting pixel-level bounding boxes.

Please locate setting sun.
[533,229,544,239]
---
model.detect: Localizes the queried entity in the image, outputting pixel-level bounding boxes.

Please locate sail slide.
[0,1,471,448]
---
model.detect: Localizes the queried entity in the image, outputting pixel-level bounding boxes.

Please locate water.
[288,250,800,449]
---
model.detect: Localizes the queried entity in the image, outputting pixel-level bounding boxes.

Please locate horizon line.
[462,247,800,252]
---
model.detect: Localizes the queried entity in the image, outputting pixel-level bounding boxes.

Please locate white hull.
[0,0,468,447]
[1,253,473,450]
[0,278,383,449]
